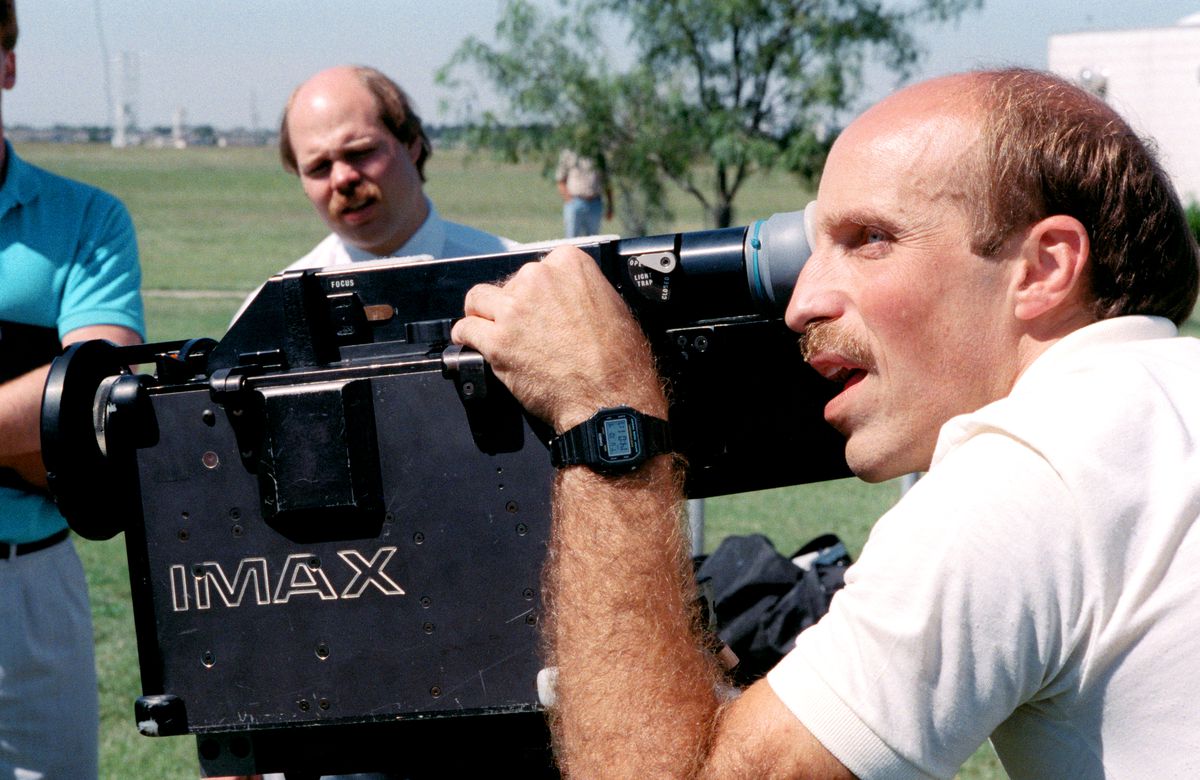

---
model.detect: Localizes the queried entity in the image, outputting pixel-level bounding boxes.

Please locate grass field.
[16,141,1007,778]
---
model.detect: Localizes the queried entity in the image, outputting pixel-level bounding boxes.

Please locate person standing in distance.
[555,148,613,238]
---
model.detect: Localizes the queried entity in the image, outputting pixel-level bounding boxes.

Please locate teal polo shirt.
[0,141,145,543]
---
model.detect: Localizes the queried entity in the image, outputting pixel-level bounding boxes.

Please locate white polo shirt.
[769,316,1200,779]
[233,199,517,321]
[286,198,517,271]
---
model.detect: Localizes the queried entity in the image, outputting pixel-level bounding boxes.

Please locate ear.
[406,137,423,164]
[3,50,15,90]
[1012,214,1090,322]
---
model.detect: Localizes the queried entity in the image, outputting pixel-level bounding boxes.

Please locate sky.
[7,0,1200,131]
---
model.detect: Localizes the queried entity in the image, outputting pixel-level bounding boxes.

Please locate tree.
[440,0,981,231]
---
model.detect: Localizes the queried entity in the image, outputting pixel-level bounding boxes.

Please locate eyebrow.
[339,136,380,152]
[299,134,381,163]
[821,207,905,238]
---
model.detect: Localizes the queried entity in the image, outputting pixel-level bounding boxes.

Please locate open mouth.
[807,355,870,426]
[837,367,867,389]
[335,196,377,224]
[821,364,862,385]
[329,182,382,223]
[341,196,374,215]
[808,353,868,388]
[810,359,868,429]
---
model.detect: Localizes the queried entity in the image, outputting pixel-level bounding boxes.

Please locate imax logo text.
[169,547,404,612]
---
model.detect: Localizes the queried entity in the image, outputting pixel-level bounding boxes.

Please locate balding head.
[829,73,988,227]
[962,68,1198,326]
[789,72,1029,480]
[279,65,432,256]
[280,65,430,180]
[787,67,1199,480]
[838,67,1199,326]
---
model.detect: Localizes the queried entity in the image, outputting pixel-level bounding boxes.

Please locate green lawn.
[19,141,1009,778]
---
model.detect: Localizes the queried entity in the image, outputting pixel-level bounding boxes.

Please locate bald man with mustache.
[452,68,1200,778]
[275,65,515,273]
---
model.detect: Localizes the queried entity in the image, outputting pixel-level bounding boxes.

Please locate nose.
[331,159,361,192]
[784,249,844,334]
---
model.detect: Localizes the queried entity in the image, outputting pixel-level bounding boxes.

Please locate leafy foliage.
[440,0,982,230]
[1186,200,1200,247]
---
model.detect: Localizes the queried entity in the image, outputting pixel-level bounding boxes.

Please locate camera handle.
[441,344,555,455]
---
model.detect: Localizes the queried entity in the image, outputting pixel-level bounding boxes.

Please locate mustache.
[799,321,874,369]
[328,181,382,220]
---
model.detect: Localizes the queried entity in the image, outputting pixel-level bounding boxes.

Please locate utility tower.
[111,51,140,148]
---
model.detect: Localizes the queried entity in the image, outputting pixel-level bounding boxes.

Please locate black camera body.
[41,213,847,776]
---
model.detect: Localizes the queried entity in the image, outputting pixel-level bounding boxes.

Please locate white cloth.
[234,199,518,321]
[768,315,1200,779]
[554,150,605,200]
[287,199,517,271]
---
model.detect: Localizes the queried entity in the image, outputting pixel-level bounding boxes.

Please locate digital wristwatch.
[549,406,673,475]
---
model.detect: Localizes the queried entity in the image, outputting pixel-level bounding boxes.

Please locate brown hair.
[0,0,18,51]
[279,66,431,181]
[967,68,1198,326]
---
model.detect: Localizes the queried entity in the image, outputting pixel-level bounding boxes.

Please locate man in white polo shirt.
[452,67,1200,778]
[280,65,515,271]
[232,65,518,325]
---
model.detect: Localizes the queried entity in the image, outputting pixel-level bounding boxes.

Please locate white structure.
[1049,14,1200,203]
[111,51,140,148]
[172,107,187,149]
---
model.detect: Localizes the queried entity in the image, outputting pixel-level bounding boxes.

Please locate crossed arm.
[0,324,141,488]
[451,246,853,779]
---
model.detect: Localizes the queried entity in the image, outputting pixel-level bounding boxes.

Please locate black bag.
[695,533,851,685]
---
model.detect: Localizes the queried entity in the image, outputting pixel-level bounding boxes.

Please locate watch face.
[602,417,634,459]
[550,406,666,474]
[597,411,641,467]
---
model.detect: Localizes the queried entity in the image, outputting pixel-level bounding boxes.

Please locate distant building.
[1049,14,1200,203]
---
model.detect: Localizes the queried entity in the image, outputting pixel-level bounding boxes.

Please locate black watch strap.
[550,406,672,475]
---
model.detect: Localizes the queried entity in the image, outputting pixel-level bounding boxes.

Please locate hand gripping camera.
[41,208,847,777]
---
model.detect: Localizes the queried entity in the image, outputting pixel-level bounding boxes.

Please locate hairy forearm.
[453,247,849,779]
[545,457,726,778]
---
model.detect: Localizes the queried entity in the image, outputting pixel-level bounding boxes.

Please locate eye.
[849,224,893,259]
[864,227,889,244]
[825,216,897,255]
[302,159,331,178]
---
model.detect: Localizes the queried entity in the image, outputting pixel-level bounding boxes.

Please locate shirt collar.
[1010,315,1177,395]
[0,140,39,217]
[929,315,1179,468]
[343,196,444,262]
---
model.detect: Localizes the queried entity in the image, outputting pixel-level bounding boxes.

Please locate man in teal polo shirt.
[0,2,144,777]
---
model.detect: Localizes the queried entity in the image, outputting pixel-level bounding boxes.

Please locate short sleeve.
[768,432,1083,779]
[555,149,573,182]
[58,193,145,339]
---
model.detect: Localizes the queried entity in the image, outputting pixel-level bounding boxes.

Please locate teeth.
[341,195,372,213]
[824,367,859,384]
